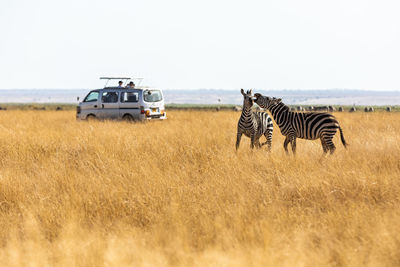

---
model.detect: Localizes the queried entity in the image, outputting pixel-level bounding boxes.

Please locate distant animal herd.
[231,104,393,113]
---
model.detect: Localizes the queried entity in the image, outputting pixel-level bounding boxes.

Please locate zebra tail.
[339,126,348,148]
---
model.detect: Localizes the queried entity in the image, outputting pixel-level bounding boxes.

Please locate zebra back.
[258,97,339,140]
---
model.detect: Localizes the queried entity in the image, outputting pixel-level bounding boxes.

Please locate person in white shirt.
[126,81,135,88]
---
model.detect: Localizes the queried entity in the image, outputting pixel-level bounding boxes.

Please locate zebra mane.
[272,98,290,111]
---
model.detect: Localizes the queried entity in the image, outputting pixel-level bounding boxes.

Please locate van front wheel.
[86,114,96,121]
[123,114,134,122]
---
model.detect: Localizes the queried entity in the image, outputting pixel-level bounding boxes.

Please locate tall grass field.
[0,110,399,266]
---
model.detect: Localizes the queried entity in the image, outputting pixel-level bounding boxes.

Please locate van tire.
[123,114,134,121]
[86,114,96,121]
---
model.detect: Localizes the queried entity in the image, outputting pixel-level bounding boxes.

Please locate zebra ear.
[276,98,282,103]
[249,89,253,95]
[241,89,245,96]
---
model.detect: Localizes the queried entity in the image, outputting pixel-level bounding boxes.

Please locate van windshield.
[84,91,99,102]
[143,90,163,102]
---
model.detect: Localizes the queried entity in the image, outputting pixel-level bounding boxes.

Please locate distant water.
[0,89,399,105]
[0,89,87,104]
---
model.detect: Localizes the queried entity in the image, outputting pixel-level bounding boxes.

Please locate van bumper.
[141,113,167,120]
[76,113,84,120]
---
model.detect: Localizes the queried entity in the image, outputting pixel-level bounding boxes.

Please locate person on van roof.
[118,81,124,88]
[126,81,135,88]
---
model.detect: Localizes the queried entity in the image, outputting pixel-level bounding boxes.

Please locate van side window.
[84,91,99,102]
[102,92,119,103]
[121,92,139,103]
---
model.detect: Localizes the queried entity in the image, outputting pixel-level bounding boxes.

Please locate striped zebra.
[254,93,347,154]
[236,89,273,150]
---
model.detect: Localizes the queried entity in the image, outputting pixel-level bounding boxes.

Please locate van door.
[119,90,141,119]
[80,90,101,118]
[99,91,120,119]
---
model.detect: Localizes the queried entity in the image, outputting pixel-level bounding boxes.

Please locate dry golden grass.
[0,110,399,266]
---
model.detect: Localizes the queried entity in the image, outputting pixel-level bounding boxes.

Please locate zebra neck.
[269,102,290,128]
[241,106,253,120]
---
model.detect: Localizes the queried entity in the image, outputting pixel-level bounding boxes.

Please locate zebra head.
[241,89,254,109]
[254,93,282,109]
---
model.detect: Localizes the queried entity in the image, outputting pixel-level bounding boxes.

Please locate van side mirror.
[77,96,80,102]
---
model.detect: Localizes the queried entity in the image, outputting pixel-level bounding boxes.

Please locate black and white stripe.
[254,93,347,154]
[236,89,273,150]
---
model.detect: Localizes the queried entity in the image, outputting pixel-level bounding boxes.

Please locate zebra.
[236,89,273,151]
[253,93,347,154]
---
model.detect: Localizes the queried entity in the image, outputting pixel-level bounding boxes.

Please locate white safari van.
[76,77,167,121]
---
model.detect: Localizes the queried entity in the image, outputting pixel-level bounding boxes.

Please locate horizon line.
[0,88,399,92]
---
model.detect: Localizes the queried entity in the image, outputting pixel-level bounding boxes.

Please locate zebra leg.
[320,138,328,154]
[236,132,242,151]
[250,134,256,149]
[290,137,297,155]
[264,129,272,151]
[329,144,336,154]
[255,138,262,149]
[283,136,290,153]
[325,136,336,154]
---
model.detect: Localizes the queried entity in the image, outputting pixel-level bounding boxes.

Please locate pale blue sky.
[1,0,399,90]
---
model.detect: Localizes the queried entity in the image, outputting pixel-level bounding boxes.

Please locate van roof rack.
[100,77,132,80]
[100,76,144,88]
